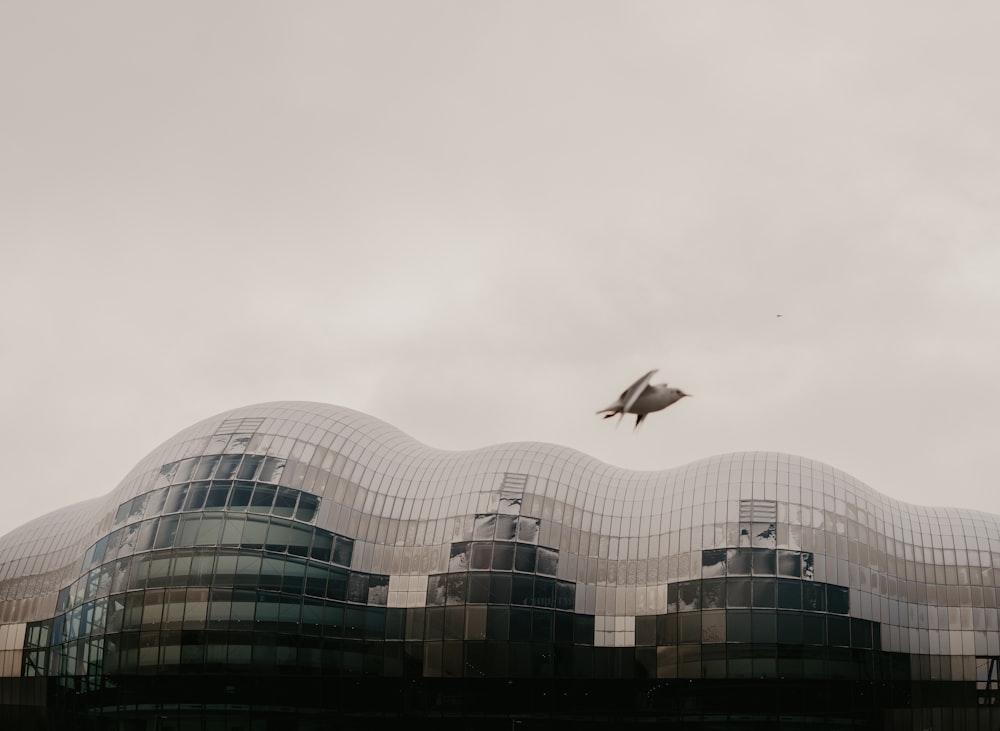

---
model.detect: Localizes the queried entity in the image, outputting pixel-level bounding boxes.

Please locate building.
[1,401,998,730]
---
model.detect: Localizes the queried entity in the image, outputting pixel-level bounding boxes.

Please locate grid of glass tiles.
[1,400,999,726]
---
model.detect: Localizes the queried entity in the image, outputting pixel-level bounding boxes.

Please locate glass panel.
[514,544,537,573]
[221,516,245,545]
[468,573,491,604]
[305,564,328,596]
[536,547,558,576]
[777,611,802,644]
[489,574,512,604]
[175,515,201,547]
[510,575,533,605]
[727,610,751,642]
[751,611,776,642]
[827,585,850,614]
[555,581,575,611]
[828,615,850,646]
[265,521,295,552]
[449,542,471,572]
[287,526,313,557]
[678,581,701,611]
[216,454,243,480]
[205,483,230,510]
[802,613,826,644]
[249,485,277,514]
[183,483,209,511]
[702,578,726,609]
[311,532,333,563]
[128,494,149,521]
[195,516,224,546]
[153,516,180,550]
[751,548,776,575]
[259,557,285,591]
[702,548,727,578]
[495,515,516,541]
[234,555,262,588]
[802,582,826,611]
[257,457,285,483]
[236,455,262,481]
[368,575,389,606]
[273,487,298,518]
[348,573,369,603]
[163,485,187,514]
[470,543,492,570]
[492,543,515,571]
[229,484,253,512]
[241,517,269,548]
[778,550,803,577]
[446,573,467,604]
[515,517,540,544]
[296,493,320,522]
[752,578,776,608]
[727,578,750,608]
[727,548,751,575]
[473,515,496,540]
[193,455,220,481]
[332,536,354,567]
[777,579,802,609]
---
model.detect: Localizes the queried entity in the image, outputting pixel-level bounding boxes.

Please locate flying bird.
[597,369,690,429]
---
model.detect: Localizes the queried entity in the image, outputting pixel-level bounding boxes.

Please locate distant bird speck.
[597,369,690,429]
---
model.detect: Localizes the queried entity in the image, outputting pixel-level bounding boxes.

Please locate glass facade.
[1,401,998,729]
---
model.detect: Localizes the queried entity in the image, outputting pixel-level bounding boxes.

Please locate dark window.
[802,582,826,611]
[514,544,537,573]
[777,611,802,644]
[727,578,751,608]
[828,615,850,646]
[491,543,514,571]
[751,611,776,643]
[470,542,492,570]
[555,581,575,611]
[489,574,511,604]
[752,578,776,608]
[777,579,802,609]
[205,483,230,510]
[467,573,490,604]
[827,585,850,614]
[229,484,253,512]
[511,574,534,606]
[295,493,320,522]
[727,611,751,642]
[510,607,532,640]
[802,613,826,645]
[679,612,701,643]
[249,485,276,514]
[273,487,298,518]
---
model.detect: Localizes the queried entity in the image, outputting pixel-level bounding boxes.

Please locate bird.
[597,369,690,429]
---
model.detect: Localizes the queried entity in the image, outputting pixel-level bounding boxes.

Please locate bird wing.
[620,369,657,414]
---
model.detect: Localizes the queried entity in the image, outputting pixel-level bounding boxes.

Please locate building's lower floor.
[2,675,998,730]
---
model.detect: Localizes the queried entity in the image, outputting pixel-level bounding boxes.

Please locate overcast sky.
[2,2,999,538]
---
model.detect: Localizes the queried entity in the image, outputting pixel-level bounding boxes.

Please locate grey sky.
[2,2,999,537]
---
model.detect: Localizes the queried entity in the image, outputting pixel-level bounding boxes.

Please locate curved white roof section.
[2,401,998,628]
